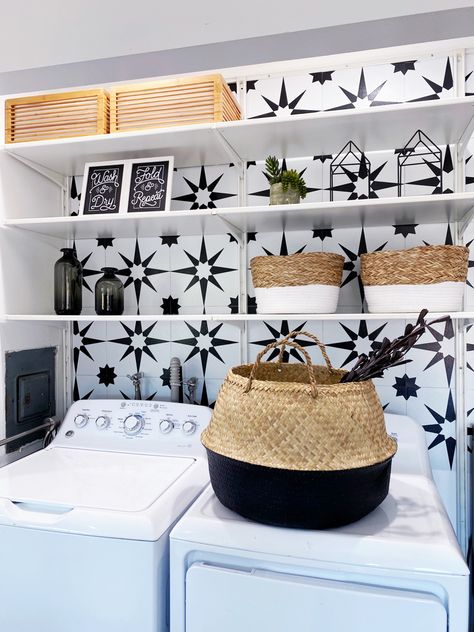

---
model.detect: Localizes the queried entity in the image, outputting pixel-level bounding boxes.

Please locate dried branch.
[340,309,449,383]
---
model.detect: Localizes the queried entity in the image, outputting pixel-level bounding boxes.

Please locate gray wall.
[1,6,474,94]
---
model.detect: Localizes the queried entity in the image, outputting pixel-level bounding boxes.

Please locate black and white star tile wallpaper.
[245,56,454,120]
[171,164,238,210]
[170,320,240,381]
[170,235,239,314]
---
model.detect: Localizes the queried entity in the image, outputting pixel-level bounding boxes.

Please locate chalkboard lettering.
[127,159,171,213]
[82,163,124,215]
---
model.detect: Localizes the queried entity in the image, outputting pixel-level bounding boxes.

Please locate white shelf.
[4,97,474,176]
[4,312,472,326]
[220,192,474,233]
[217,97,474,160]
[6,192,474,239]
[4,209,223,239]
[4,123,232,174]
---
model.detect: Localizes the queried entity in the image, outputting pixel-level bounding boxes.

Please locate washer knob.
[124,414,144,436]
[160,419,174,434]
[182,420,197,436]
[95,415,110,430]
[74,414,88,428]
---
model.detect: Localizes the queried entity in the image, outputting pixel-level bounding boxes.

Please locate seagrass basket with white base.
[361,245,469,313]
[250,252,344,314]
[201,331,397,529]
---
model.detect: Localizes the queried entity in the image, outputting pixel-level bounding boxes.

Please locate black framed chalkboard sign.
[80,161,126,215]
[126,156,174,213]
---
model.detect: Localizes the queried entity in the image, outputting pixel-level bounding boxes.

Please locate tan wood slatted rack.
[110,74,241,133]
[5,89,109,143]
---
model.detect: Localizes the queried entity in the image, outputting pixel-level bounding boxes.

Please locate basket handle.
[245,338,318,398]
[277,330,335,373]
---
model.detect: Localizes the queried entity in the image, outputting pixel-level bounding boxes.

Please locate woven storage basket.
[110,74,241,133]
[5,89,109,143]
[202,331,397,529]
[250,252,344,314]
[361,245,469,313]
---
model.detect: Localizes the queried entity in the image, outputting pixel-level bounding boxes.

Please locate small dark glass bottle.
[54,248,83,315]
[95,267,124,315]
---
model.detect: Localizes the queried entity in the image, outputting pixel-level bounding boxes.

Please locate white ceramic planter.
[364,282,465,313]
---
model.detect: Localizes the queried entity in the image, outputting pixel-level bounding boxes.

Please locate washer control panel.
[54,400,212,455]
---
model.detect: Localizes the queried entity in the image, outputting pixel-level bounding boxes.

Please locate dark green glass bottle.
[95,267,124,315]
[54,248,83,315]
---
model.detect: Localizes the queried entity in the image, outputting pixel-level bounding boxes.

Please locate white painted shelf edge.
[3,96,474,174]
[3,312,472,324]
[5,192,474,238]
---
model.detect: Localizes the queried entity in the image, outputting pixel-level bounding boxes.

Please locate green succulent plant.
[264,155,307,199]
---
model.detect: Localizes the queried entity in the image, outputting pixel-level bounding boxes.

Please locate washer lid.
[0,447,194,512]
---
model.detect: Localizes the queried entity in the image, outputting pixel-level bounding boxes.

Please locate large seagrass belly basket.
[201,331,397,529]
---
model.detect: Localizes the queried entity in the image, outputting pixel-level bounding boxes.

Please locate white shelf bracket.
[213,210,244,243]
[457,108,474,160]
[458,206,474,237]
[213,126,242,165]
[5,151,67,191]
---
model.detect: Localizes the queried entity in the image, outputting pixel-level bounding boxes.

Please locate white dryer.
[0,398,211,632]
[170,414,469,632]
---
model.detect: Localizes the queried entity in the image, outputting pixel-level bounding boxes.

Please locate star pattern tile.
[251,321,315,363]
[109,321,168,372]
[97,238,114,249]
[172,236,236,304]
[116,239,166,309]
[326,320,388,367]
[174,321,236,375]
[392,60,417,75]
[97,365,116,387]
[78,250,102,293]
[73,378,93,402]
[329,68,396,111]
[249,78,317,118]
[310,71,334,85]
[161,296,181,315]
[393,374,420,400]
[73,322,104,371]
[413,319,455,385]
[338,229,387,304]
[172,166,236,209]
[410,58,454,102]
[423,390,456,468]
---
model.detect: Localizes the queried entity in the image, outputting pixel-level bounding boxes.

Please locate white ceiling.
[1,0,473,73]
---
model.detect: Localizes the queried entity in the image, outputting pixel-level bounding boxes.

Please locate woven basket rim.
[251,252,345,289]
[229,363,353,393]
[251,252,345,265]
[361,244,469,286]
[360,244,468,259]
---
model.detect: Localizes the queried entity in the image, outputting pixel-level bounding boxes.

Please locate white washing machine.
[0,398,211,632]
[170,414,469,632]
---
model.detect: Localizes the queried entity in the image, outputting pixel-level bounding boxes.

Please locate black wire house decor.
[329,141,371,201]
[397,130,443,197]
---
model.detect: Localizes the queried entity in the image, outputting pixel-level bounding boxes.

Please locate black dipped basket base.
[206,449,393,529]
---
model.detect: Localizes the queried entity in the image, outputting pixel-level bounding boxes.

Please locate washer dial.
[95,415,110,430]
[123,414,145,436]
[74,414,88,428]
[182,420,197,436]
[160,419,174,434]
